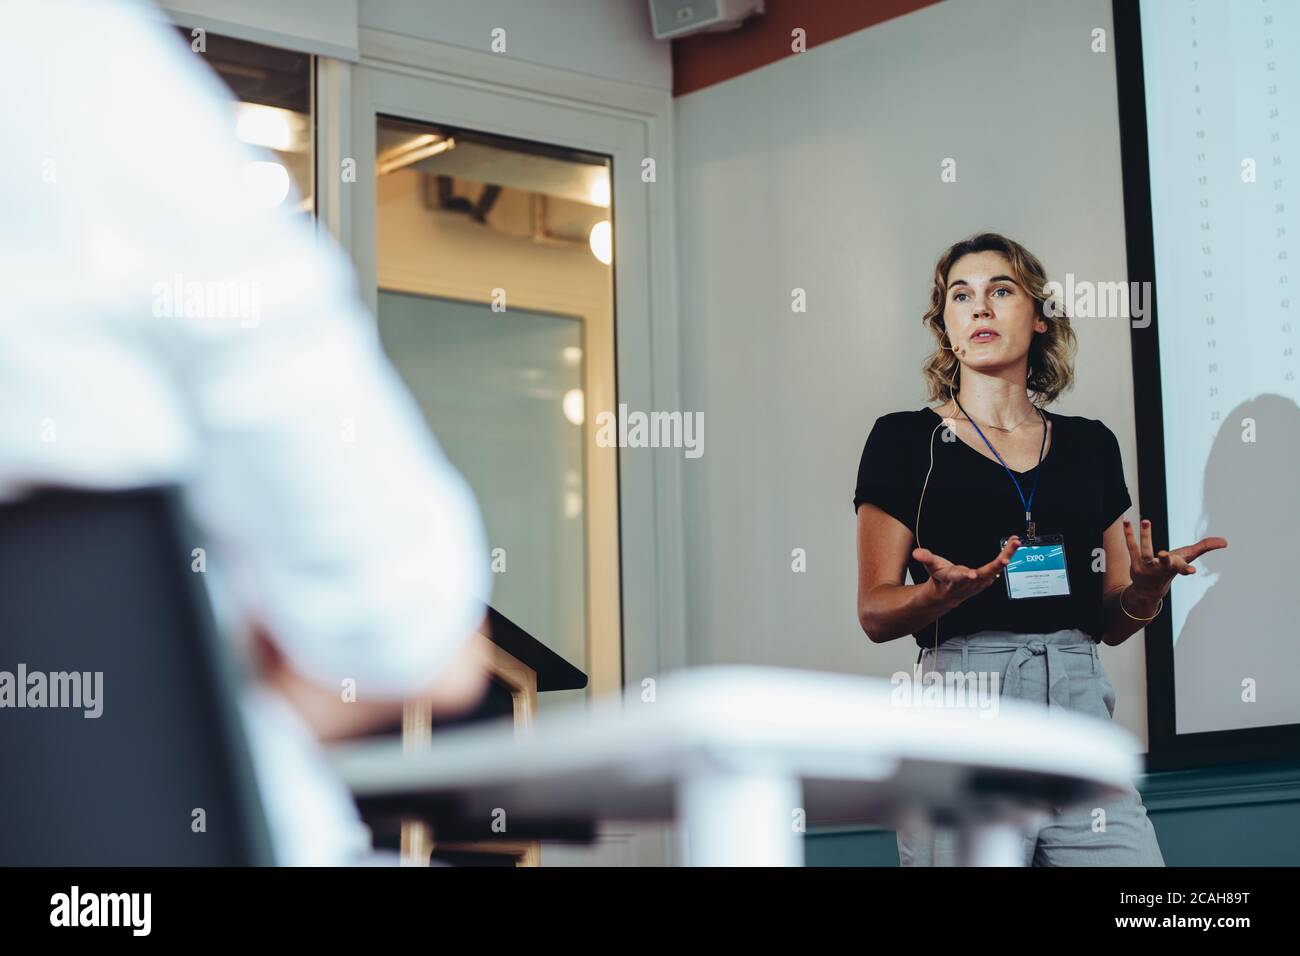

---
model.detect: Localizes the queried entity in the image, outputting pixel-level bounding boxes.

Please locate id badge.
[998,534,1070,599]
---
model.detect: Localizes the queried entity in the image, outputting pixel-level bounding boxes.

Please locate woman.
[853,232,1227,866]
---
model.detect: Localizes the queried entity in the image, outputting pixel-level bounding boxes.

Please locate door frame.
[316,28,687,708]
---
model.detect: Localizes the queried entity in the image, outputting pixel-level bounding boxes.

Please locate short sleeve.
[1097,420,1132,529]
[853,414,917,533]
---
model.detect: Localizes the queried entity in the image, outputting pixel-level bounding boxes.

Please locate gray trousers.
[897,628,1166,867]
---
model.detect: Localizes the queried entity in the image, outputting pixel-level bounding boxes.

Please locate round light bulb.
[236,105,294,151]
[562,388,585,426]
[589,220,612,265]
[242,161,291,209]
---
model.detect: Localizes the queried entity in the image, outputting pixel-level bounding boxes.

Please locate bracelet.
[1119,583,1163,622]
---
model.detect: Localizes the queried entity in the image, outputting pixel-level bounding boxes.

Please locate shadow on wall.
[1175,393,1299,734]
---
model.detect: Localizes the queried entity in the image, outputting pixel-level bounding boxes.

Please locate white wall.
[674,0,1154,743]
[358,0,671,90]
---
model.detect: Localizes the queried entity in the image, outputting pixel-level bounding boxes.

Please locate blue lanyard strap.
[952,397,1048,525]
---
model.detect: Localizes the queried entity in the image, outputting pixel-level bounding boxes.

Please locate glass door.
[373,116,619,709]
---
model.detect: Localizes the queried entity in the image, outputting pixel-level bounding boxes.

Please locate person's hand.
[250,617,491,742]
[1123,517,1227,601]
[913,536,1022,610]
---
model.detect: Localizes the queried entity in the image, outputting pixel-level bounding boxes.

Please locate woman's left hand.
[1124,517,1228,600]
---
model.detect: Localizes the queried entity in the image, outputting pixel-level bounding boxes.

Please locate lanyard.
[952,397,1048,538]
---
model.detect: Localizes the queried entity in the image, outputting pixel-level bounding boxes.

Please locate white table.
[327,666,1143,866]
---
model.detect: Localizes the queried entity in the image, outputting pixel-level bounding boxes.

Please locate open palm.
[1124,517,1227,599]
[913,536,1022,608]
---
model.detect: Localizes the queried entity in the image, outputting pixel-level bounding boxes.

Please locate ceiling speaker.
[649,0,765,41]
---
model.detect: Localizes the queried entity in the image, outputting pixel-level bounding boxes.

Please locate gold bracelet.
[1119,583,1163,622]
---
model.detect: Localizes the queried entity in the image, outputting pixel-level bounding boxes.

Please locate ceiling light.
[562,388,585,426]
[376,135,456,176]
[589,220,612,265]
[236,104,294,151]
[242,161,291,208]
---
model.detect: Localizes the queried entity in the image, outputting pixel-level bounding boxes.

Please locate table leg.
[677,771,803,866]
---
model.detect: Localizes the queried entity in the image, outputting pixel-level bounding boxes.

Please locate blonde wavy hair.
[921,232,1077,405]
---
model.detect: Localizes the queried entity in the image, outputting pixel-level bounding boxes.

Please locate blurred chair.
[0,487,274,865]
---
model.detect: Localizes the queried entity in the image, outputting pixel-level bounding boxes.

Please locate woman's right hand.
[912,536,1022,610]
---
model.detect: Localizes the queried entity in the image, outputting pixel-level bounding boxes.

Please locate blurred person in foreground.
[0,0,492,864]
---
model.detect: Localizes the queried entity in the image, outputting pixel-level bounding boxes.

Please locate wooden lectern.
[398,606,586,866]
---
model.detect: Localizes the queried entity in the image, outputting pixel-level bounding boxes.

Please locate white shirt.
[0,0,491,864]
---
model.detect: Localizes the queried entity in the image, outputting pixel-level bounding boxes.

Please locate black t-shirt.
[853,407,1131,651]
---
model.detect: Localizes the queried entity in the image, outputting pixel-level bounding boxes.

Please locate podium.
[398,606,586,866]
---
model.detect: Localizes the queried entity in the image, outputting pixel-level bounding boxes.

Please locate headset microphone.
[940,327,964,355]
[917,345,969,673]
